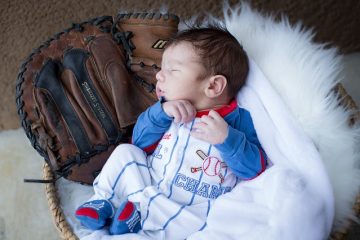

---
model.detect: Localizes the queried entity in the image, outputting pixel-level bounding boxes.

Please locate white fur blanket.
[53,3,360,240]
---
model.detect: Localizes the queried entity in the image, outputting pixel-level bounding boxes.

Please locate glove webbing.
[112,14,156,93]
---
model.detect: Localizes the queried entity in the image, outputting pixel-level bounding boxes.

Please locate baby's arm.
[215,108,267,180]
[132,100,172,154]
[191,108,266,179]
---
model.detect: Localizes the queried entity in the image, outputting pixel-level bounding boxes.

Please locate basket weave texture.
[44,163,78,240]
[43,84,359,240]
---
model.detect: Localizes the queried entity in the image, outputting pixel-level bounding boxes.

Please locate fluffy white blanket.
[224,3,360,231]
[54,3,360,240]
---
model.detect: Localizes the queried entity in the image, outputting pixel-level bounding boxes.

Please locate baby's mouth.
[156,87,165,99]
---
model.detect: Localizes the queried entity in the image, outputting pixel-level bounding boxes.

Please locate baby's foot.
[75,199,114,230]
[109,200,141,235]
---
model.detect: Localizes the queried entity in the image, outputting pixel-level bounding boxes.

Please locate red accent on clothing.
[143,140,160,154]
[118,201,135,220]
[131,137,160,154]
[244,148,267,181]
[196,99,237,118]
[76,208,99,219]
[162,133,171,140]
[259,150,267,172]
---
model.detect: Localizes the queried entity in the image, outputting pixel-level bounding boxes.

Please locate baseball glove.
[16,13,179,184]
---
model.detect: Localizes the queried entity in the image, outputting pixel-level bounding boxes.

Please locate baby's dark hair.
[166,24,249,99]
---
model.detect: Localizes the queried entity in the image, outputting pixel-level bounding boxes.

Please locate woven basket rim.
[43,163,79,240]
[43,83,360,240]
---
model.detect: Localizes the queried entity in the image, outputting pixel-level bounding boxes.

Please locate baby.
[75,25,267,239]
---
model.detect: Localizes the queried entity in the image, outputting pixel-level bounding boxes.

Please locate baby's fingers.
[171,107,182,123]
[208,109,221,120]
[177,103,191,123]
[177,102,196,123]
[192,122,207,130]
[190,129,206,141]
[184,102,197,120]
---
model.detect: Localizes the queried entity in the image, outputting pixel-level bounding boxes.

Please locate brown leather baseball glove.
[16,13,179,184]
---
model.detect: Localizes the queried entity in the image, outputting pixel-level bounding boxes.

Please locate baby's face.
[155,42,207,107]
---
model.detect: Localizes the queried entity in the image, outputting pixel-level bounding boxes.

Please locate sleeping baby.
[75,24,268,239]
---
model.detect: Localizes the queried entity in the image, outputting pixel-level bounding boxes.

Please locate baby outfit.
[76,99,267,239]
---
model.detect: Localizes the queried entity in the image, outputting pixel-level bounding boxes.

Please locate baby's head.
[156,25,249,110]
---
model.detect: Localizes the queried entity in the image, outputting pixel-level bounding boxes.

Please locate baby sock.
[109,200,141,235]
[75,199,114,230]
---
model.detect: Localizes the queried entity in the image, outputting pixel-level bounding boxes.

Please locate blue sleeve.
[132,100,172,154]
[215,108,267,180]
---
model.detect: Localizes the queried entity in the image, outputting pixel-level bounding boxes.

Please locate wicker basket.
[43,84,360,240]
[44,164,78,240]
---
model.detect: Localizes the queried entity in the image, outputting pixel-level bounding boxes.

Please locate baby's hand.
[162,100,196,123]
[190,110,228,144]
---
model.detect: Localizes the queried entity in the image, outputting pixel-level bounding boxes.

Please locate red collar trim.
[196,99,237,118]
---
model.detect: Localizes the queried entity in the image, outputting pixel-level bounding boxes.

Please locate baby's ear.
[204,75,227,98]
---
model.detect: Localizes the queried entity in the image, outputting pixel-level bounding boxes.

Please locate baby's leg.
[91,143,151,207]
[76,144,151,230]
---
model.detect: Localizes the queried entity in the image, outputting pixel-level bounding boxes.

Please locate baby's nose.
[156,70,164,82]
